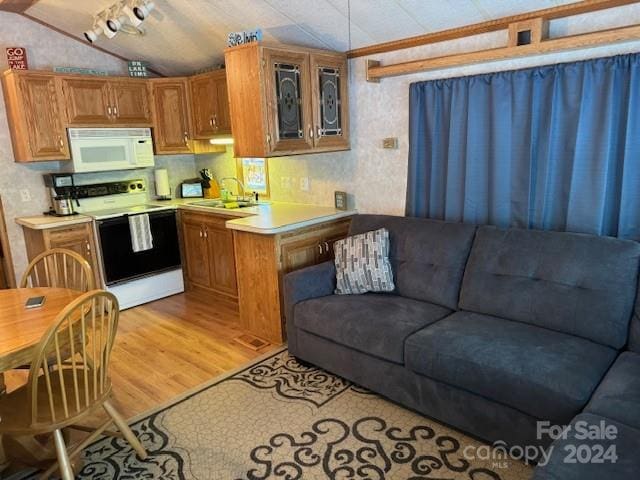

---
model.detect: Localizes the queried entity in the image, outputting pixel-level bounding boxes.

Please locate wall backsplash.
[195,147,354,207]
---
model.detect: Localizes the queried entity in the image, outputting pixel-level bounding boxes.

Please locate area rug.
[22,349,533,479]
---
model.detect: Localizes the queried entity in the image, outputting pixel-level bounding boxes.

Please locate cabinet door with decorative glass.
[262,48,313,154]
[310,53,349,150]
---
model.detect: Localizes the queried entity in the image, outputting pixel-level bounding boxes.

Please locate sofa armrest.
[283,260,336,354]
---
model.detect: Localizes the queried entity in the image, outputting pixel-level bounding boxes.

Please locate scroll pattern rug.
[23,349,533,479]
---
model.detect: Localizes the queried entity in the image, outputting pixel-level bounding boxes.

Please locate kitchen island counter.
[158,199,355,235]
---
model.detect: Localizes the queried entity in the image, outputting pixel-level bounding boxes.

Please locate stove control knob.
[130,184,136,190]
[137,183,143,190]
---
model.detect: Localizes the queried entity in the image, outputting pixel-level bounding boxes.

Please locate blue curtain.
[406,53,640,240]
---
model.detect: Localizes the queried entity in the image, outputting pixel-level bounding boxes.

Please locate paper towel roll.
[154,168,171,199]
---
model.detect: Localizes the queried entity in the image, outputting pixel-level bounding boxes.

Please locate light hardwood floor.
[5,292,279,421]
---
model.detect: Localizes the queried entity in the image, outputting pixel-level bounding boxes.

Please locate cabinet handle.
[107,106,112,116]
[204,227,208,238]
[213,114,218,129]
[266,133,271,146]
[199,229,203,238]
[86,241,91,254]
[318,244,323,254]
[309,125,314,138]
[209,117,214,127]
[324,241,329,252]
[183,132,189,145]
[317,126,322,138]
[58,135,64,148]
[113,106,118,116]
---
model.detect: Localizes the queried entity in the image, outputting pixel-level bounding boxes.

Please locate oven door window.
[98,211,181,285]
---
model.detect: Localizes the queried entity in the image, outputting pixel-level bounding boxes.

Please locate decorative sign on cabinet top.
[6,47,28,70]
[227,29,262,47]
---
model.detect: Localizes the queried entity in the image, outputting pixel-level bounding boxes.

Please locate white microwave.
[68,128,155,173]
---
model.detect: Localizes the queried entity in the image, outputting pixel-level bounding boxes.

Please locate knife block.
[203,179,220,199]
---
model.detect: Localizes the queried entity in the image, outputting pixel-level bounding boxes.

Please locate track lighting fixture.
[133,1,155,21]
[84,0,156,42]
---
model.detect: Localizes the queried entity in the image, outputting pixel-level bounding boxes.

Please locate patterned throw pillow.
[334,228,395,295]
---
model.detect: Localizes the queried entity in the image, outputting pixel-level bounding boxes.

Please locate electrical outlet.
[281,176,291,190]
[20,189,31,202]
[300,177,310,192]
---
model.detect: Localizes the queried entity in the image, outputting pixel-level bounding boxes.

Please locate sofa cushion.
[459,226,640,349]
[585,351,640,430]
[532,413,640,480]
[348,215,476,309]
[294,294,451,364]
[334,228,395,295]
[404,311,617,422]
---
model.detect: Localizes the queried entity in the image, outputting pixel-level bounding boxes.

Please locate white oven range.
[73,179,184,309]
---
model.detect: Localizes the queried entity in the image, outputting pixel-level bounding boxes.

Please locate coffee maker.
[43,173,77,216]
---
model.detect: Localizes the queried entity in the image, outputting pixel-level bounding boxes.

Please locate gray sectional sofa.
[284,214,640,479]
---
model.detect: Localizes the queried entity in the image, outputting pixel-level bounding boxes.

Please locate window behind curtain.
[406,53,640,240]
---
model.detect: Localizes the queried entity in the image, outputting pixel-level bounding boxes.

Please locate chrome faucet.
[220,177,247,201]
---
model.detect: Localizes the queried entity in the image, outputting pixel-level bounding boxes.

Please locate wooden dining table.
[0,287,83,373]
[0,287,83,470]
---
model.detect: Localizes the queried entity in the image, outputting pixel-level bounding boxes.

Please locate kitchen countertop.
[15,200,356,235]
[15,214,93,230]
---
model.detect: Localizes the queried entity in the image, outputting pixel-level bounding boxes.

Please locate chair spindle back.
[27,290,119,428]
[20,248,95,292]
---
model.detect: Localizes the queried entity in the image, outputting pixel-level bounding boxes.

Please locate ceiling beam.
[0,0,37,13]
[347,0,640,58]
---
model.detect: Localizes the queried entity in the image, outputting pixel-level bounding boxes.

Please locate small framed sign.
[6,47,28,70]
[237,157,270,197]
[128,61,149,77]
[227,29,263,48]
[54,66,109,76]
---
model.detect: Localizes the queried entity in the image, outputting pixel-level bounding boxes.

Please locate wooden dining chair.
[0,290,147,480]
[20,248,95,292]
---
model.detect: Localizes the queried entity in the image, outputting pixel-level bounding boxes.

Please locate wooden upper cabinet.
[61,76,151,126]
[151,78,192,154]
[310,53,349,150]
[189,70,231,138]
[213,74,231,134]
[110,79,152,125]
[1,71,70,162]
[224,42,350,158]
[263,48,313,154]
[61,78,111,124]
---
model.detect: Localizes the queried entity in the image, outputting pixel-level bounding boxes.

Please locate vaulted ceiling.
[22,0,576,76]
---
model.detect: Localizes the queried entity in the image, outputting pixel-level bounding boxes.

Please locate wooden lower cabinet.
[233,218,351,343]
[180,211,238,304]
[21,222,100,288]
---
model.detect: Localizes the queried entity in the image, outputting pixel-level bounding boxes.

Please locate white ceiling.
[24,0,575,76]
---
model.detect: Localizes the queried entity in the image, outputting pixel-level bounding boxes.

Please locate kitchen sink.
[189,199,260,209]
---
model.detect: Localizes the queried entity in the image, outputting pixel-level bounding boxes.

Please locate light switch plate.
[334,191,347,210]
